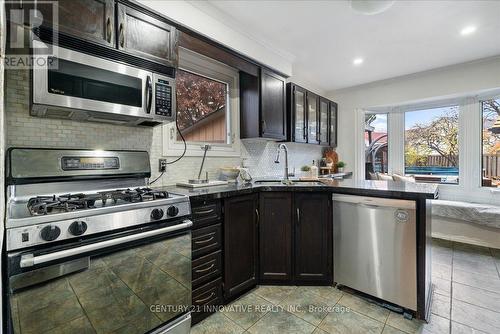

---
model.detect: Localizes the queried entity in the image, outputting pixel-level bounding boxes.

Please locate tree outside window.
[404,106,459,184]
[482,98,500,187]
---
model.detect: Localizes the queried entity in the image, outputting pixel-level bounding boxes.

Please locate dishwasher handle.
[332,194,415,210]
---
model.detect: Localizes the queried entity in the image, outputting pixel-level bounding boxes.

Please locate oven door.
[32,40,154,120]
[5,220,192,334]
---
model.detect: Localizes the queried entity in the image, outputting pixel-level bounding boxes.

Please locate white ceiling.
[202,0,500,91]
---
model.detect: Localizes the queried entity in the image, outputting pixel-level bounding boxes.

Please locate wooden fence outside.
[421,154,499,178]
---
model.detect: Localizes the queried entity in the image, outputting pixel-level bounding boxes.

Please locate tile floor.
[191,239,500,334]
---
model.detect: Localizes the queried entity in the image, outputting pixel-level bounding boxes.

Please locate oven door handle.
[20,220,193,268]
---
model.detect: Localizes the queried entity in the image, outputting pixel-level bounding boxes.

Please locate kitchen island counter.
[159,179,438,201]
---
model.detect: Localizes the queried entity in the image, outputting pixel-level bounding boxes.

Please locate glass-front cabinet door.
[292,85,307,143]
[329,101,338,147]
[307,92,319,144]
[319,98,329,145]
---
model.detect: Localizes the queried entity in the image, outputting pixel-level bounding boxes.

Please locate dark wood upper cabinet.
[287,82,338,146]
[223,194,258,300]
[39,0,115,47]
[306,92,319,144]
[259,192,293,282]
[287,83,307,143]
[260,68,287,140]
[329,101,338,147]
[319,98,330,146]
[117,4,178,67]
[294,193,332,283]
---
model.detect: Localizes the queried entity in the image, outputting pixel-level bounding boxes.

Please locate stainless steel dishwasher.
[333,194,417,311]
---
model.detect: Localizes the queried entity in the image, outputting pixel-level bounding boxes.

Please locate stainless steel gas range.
[4,148,192,334]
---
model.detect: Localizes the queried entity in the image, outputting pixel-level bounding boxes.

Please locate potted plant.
[336,161,346,173]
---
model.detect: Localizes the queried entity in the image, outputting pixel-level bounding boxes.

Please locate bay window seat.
[432,200,500,249]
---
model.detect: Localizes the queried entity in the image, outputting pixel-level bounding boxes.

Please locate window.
[481,98,500,188]
[404,106,459,184]
[176,69,228,144]
[163,48,240,157]
[365,113,388,179]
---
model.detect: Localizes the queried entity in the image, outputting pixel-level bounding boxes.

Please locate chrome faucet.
[274,143,291,181]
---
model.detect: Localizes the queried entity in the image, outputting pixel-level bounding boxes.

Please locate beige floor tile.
[451,299,500,334]
[338,294,390,323]
[432,277,451,297]
[222,292,274,329]
[431,293,451,319]
[452,268,500,293]
[451,321,488,334]
[382,325,407,334]
[253,285,297,305]
[432,263,452,280]
[318,307,384,334]
[296,285,343,303]
[386,313,449,334]
[279,288,336,326]
[247,310,316,334]
[452,282,500,312]
[191,312,245,334]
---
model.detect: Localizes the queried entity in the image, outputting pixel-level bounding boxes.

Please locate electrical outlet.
[159,159,167,172]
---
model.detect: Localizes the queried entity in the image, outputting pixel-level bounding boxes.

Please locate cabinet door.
[260,68,286,140]
[294,193,332,283]
[306,92,319,144]
[223,194,258,299]
[259,192,292,282]
[40,0,115,46]
[329,101,338,147]
[117,4,178,66]
[319,98,330,145]
[292,85,307,143]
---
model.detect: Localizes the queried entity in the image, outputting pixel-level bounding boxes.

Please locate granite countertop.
[158,178,438,200]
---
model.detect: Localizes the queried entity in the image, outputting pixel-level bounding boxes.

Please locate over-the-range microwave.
[31,40,175,127]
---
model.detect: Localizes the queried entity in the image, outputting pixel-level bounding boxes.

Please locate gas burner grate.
[27,188,170,216]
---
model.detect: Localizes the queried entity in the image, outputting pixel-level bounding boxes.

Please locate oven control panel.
[6,201,191,251]
[154,78,173,118]
[61,156,120,170]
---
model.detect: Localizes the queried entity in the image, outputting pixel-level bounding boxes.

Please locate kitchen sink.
[253,179,325,186]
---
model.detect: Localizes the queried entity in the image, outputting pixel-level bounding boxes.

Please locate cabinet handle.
[195,263,215,273]
[296,208,300,223]
[194,208,214,215]
[119,22,125,48]
[106,17,112,43]
[194,292,215,304]
[194,235,215,245]
[255,208,260,225]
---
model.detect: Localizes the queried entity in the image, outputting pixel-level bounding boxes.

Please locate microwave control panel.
[155,78,173,117]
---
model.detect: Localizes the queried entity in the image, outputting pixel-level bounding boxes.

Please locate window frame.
[479,95,500,189]
[356,94,500,202]
[162,47,241,157]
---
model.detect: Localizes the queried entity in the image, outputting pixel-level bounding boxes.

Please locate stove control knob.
[69,221,88,236]
[151,208,164,220]
[40,225,61,241]
[167,206,179,217]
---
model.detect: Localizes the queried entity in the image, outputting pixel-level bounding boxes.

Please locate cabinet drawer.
[192,277,222,324]
[192,224,222,259]
[192,250,222,287]
[191,200,222,228]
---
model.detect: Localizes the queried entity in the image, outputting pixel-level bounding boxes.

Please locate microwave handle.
[146,75,153,114]
[19,220,193,268]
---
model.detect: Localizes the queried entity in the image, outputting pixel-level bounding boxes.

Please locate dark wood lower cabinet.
[259,192,293,283]
[294,193,332,284]
[223,194,259,300]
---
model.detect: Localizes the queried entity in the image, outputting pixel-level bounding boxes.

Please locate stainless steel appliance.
[333,194,417,311]
[4,148,192,334]
[31,40,176,127]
